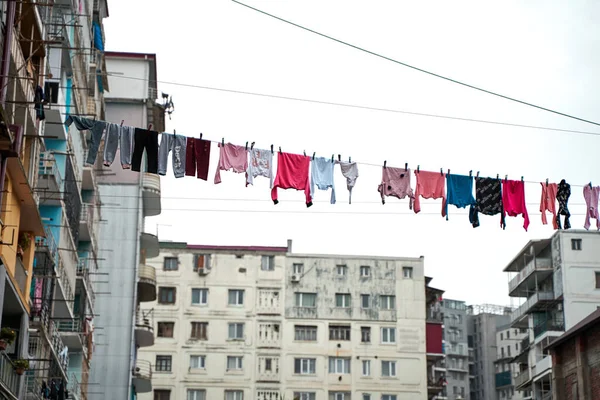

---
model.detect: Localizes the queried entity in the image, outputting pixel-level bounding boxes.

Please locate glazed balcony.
[495,371,512,388]
[508,258,553,297]
[135,310,154,348]
[137,264,157,302]
[140,232,160,259]
[533,319,565,339]
[142,173,161,217]
[132,359,152,393]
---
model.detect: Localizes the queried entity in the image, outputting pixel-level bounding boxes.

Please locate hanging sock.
[540,182,558,229]
[502,180,530,231]
[246,148,274,188]
[158,134,187,178]
[311,157,336,204]
[377,166,414,208]
[446,174,476,220]
[214,143,248,184]
[185,138,211,180]
[556,180,571,229]
[337,161,359,204]
[469,177,505,229]
[583,184,600,230]
[271,152,312,207]
[414,170,447,217]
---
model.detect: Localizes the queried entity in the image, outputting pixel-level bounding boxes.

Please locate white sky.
[103,1,600,306]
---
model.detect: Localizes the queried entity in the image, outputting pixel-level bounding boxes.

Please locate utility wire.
[231,0,600,128]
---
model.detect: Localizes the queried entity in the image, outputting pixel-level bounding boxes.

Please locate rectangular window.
[336,265,348,276]
[294,393,316,400]
[187,390,206,400]
[157,322,174,338]
[381,360,397,377]
[163,257,178,271]
[261,255,275,271]
[361,327,371,343]
[507,330,510,339]
[362,395,371,400]
[328,357,351,374]
[596,272,600,289]
[294,325,317,341]
[193,254,211,272]
[226,356,243,370]
[154,390,171,400]
[293,263,304,274]
[329,392,350,400]
[191,322,208,340]
[500,333,503,340]
[329,325,351,341]
[381,327,396,343]
[335,293,351,308]
[158,287,176,304]
[295,292,317,307]
[361,294,370,308]
[228,289,245,306]
[228,323,244,340]
[225,390,243,400]
[362,359,371,376]
[264,357,273,371]
[294,358,316,374]
[189,355,206,369]
[382,396,397,400]
[571,238,582,251]
[380,295,396,310]
[155,355,172,372]
[191,288,208,305]
[403,266,413,278]
[360,265,371,277]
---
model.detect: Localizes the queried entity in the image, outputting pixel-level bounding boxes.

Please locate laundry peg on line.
[590,182,593,188]
[147,123,153,131]
[245,142,248,150]
[469,170,472,177]
[221,138,225,146]
[200,133,203,140]
[312,152,316,160]
[545,179,549,186]
[279,146,282,154]
[447,169,450,175]
[505,175,508,181]
[338,154,341,162]
[251,142,255,150]
[521,176,524,182]
[173,129,176,136]
[270,144,273,154]
[120,120,124,127]
[383,160,387,169]
[349,156,351,163]
[476,171,480,178]
[417,165,420,173]
[440,168,444,176]
[496,174,499,179]
[332,154,334,162]
[405,163,408,172]
[303,150,306,157]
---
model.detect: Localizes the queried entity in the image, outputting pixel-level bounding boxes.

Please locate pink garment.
[271,152,312,206]
[214,143,248,184]
[502,180,530,231]
[377,167,414,208]
[34,280,42,312]
[540,183,558,229]
[414,170,446,217]
[583,185,600,230]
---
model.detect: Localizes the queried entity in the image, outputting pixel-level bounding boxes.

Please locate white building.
[504,230,600,400]
[138,241,428,400]
[494,324,527,400]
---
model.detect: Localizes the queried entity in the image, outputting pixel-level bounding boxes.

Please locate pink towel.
[414,170,446,217]
[214,143,248,184]
[502,180,530,231]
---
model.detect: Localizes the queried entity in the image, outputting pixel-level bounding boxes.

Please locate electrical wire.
[231,0,600,128]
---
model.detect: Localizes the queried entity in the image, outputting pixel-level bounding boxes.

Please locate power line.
[231,0,600,128]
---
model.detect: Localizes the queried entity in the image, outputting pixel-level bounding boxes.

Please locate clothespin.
[173,129,176,137]
[270,144,274,154]
[221,138,225,146]
[338,154,341,162]
[440,168,444,176]
[476,171,480,178]
[521,176,524,182]
[303,150,306,157]
[312,152,316,161]
[147,123,153,131]
[417,165,420,173]
[120,120,124,127]
[251,142,255,150]
[405,163,408,172]
[200,133,203,140]
[279,146,282,154]
[384,160,387,169]
[447,169,450,176]
[331,154,334,162]
[545,179,549,186]
[496,174,499,179]
[469,170,472,177]
[505,175,508,181]
[245,141,248,150]
[349,156,351,163]
[590,182,593,189]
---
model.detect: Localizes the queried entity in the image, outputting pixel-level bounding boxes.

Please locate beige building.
[138,241,428,400]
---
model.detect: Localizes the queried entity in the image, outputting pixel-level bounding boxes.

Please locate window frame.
[380,295,396,310]
[361,294,371,308]
[228,289,245,306]
[294,325,317,341]
[381,327,396,344]
[186,389,206,400]
[360,265,371,277]
[402,266,413,279]
[155,355,172,372]
[335,293,351,308]
[382,395,397,400]
[224,390,244,400]
[293,393,316,400]
[163,257,178,271]
[226,355,244,371]
[228,322,245,340]
[571,238,582,251]
[190,321,208,340]
[294,358,316,375]
[154,390,171,400]
[293,263,304,275]
[261,255,275,271]
[329,324,351,341]
[328,357,351,374]
[191,288,208,306]
[158,287,176,305]
[193,254,211,272]
[361,326,371,343]
[295,292,317,308]
[361,359,371,376]
[189,355,206,370]
[157,322,174,338]
[595,271,600,289]
[336,264,348,276]
[381,360,397,377]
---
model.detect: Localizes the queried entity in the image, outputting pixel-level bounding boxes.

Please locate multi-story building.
[425,278,445,400]
[504,230,600,400]
[440,299,469,400]
[89,51,165,400]
[137,241,429,400]
[494,324,527,400]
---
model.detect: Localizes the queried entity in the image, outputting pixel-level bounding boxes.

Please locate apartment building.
[439,299,469,400]
[505,230,600,400]
[88,51,165,400]
[137,241,429,400]
[425,278,445,400]
[494,324,527,400]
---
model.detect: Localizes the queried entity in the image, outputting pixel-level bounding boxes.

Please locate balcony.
[142,173,161,217]
[37,152,63,206]
[56,319,84,350]
[132,359,152,393]
[257,323,281,348]
[79,203,97,245]
[54,259,74,318]
[35,225,59,267]
[446,346,468,357]
[427,308,443,324]
[510,291,555,327]
[77,256,95,309]
[508,258,553,297]
[81,150,97,190]
[0,353,19,399]
[533,319,565,339]
[514,368,531,389]
[14,256,29,298]
[256,357,280,382]
[256,289,282,315]
[140,232,160,259]
[8,26,35,128]
[135,310,154,347]
[495,371,512,388]
[137,265,157,302]
[534,356,552,378]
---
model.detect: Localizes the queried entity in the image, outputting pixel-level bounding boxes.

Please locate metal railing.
[56,259,74,316]
[132,359,152,380]
[77,257,95,306]
[136,310,154,332]
[38,152,64,187]
[67,372,81,397]
[514,369,530,388]
[35,225,59,265]
[15,256,29,296]
[49,320,69,372]
[0,352,19,397]
[56,319,82,333]
[534,320,565,338]
[427,309,443,323]
[510,291,555,323]
[521,335,531,352]
[508,258,553,293]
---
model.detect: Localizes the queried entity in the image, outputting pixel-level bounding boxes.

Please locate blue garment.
[446,174,476,219]
[93,22,104,51]
[310,157,336,204]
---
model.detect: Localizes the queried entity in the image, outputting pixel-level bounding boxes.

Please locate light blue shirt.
[311,157,336,204]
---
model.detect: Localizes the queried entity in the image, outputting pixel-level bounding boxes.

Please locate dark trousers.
[185,137,211,180]
[132,128,159,174]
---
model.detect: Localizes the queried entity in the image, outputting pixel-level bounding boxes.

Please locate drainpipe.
[0,0,16,106]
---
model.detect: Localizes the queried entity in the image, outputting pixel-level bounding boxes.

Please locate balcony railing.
[427,309,443,323]
[521,335,530,352]
[56,319,82,333]
[15,256,29,296]
[35,225,59,266]
[446,347,468,356]
[67,373,81,398]
[534,320,565,338]
[256,289,281,315]
[514,369,531,388]
[510,291,554,323]
[49,320,69,372]
[56,259,74,316]
[38,152,64,188]
[133,359,152,379]
[495,370,512,388]
[77,258,95,307]
[0,352,19,397]
[508,258,552,294]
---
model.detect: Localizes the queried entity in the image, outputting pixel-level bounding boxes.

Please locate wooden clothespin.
[338,154,341,162]
[447,169,450,176]
[200,133,203,140]
[505,175,508,181]
[331,154,334,162]
[279,146,282,154]
[349,156,351,163]
[303,150,306,157]
[440,168,444,176]
[312,152,316,161]
[173,129,176,137]
[383,160,387,169]
[405,163,408,172]
[251,142,255,150]
[521,176,524,182]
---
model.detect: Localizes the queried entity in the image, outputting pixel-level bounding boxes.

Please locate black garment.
[35,85,46,121]
[57,380,65,400]
[49,380,58,400]
[469,177,505,229]
[556,179,571,229]
[131,128,159,174]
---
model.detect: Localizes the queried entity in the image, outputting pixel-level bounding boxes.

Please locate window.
[329,325,351,341]
[163,257,178,271]
[381,327,396,343]
[507,347,511,357]
[329,392,350,400]
[461,387,465,397]
[382,396,397,400]
[190,355,206,369]
[228,323,244,340]
[335,293,351,308]
[295,292,317,307]
[193,254,211,271]
[362,360,371,376]
[155,355,172,372]
[228,289,245,306]
[380,295,396,310]
[294,358,316,374]
[264,357,273,371]
[571,238,582,251]
[500,333,503,340]
[154,390,171,400]
[187,390,206,400]
[191,322,208,340]
[361,294,371,308]
[157,322,174,338]
[191,288,208,305]
[158,287,176,304]
[507,330,510,339]
[295,325,317,341]
[226,356,243,370]
[596,272,600,289]
[294,393,316,400]
[362,395,371,400]
[329,357,351,374]
[361,327,371,343]
[360,266,371,277]
[293,263,304,274]
[381,360,397,377]
[336,265,348,276]
[225,390,243,400]
[261,255,275,271]
[402,266,413,278]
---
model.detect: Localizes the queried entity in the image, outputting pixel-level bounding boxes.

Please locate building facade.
[494,324,527,400]
[425,278,445,400]
[137,242,429,400]
[440,299,469,400]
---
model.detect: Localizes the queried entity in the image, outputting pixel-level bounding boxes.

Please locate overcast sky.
[103,1,600,306]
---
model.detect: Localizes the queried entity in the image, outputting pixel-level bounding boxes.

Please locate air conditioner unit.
[198,267,209,276]
[291,274,300,283]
